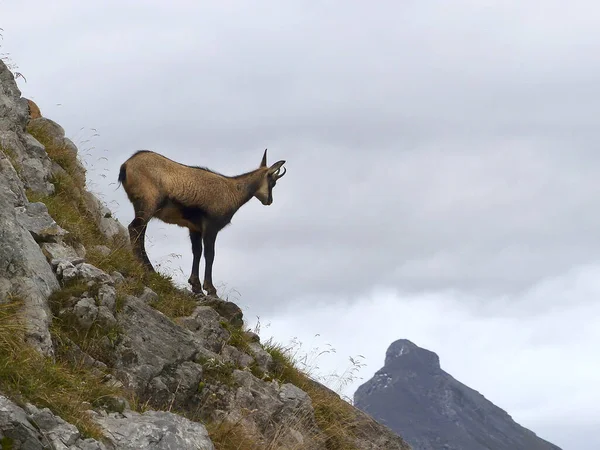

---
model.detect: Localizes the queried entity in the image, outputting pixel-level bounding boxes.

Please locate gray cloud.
[3,1,600,446]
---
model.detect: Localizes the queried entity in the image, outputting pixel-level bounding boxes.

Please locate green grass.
[0,299,123,439]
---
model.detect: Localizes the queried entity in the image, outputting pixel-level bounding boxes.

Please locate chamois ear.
[269,160,287,179]
[260,148,268,167]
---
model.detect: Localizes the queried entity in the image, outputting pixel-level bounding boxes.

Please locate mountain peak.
[355,339,562,450]
[385,339,441,371]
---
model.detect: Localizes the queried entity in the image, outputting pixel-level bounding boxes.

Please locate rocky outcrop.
[0,58,411,449]
[354,339,561,450]
[93,409,214,450]
[0,395,214,450]
[0,152,58,355]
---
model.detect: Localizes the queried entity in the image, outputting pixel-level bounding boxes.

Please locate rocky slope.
[354,339,561,450]
[0,59,410,449]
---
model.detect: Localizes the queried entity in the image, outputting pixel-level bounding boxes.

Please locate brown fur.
[26,98,41,119]
[119,149,286,296]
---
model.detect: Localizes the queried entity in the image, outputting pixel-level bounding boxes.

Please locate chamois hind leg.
[188,230,203,295]
[128,199,159,272]
[202,227,218,297]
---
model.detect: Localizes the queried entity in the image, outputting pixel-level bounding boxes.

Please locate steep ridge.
[0,60,410,450]
[354,339,562,450]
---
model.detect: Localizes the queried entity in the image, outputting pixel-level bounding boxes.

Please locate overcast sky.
[2,1,599,448]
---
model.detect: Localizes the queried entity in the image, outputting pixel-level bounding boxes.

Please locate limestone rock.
[0,149,57,356]
[0,62,29,132]
[83,191,129,243]
[93,409,214,450]
[0,395,108,450]
[15,201,67,243]
[0,129,54,195]
[98,284,117,312]
[0,395,45,450]
[199,296,244,328]
[139,286,159,304]
[91,244,111,257]
[60,262,113,284]
[42,242,83,266]
[73,297,99,330]
[177,306,229,353]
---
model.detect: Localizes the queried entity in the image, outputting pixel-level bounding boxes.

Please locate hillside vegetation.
[0,59,410,449]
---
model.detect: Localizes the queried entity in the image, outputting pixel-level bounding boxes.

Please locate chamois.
[118,149,286,297]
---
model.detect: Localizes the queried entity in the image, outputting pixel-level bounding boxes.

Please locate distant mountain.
[354,339,562,450]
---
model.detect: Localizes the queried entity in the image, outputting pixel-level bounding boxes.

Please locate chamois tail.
[116,163,127,190]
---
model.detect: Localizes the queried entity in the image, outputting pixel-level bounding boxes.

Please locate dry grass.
[0,298,122,439]
[48,279,122,367]
[23,111,372,449]
[26,119,197,320]
[206,420,265,450]
[264,339,361,450]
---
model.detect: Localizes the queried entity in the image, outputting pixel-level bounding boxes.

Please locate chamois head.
[254,149,286,206]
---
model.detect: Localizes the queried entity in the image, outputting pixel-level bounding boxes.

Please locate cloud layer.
[3,2,600,448]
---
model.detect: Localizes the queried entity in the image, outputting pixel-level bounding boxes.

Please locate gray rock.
[26,403,81,447]
[113,296,208,393]
[0,151,28,206]
[177,306,229,353]
[199,297,243,327]
[248,342,273,373]
[76,263,113,284]
[83,191,129,243]
[0,148,58,356]
[110,271,125,286]
[57,260,79,281]
[226,370,323,449]
[0,62,29,132]
[91,245,111,257]
[139,286,158,304]
[93,409,214,450]
[221,345,254,368]
[98,284,117,312]
[15,201,67,243]
[0,395,108,450]
[97,305,117,328]
[42,242,83,266]
[0,129,54,196]
[73,297,98,330]
[279,383,311,406]
[149,361,204,408]
[0,395,45,449]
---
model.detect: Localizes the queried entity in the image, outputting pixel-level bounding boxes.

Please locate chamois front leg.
[188,230,203,295]
[202,230,218,297]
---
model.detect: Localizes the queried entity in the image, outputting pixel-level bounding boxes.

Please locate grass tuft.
[263,339,360,450]
[0,298,122,439]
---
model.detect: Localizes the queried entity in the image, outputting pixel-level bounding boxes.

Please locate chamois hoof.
[190,285,204,295]
[204,288,218,297]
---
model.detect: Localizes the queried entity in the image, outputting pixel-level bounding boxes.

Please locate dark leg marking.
[202,229,218,297]
[188,230,203,294]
